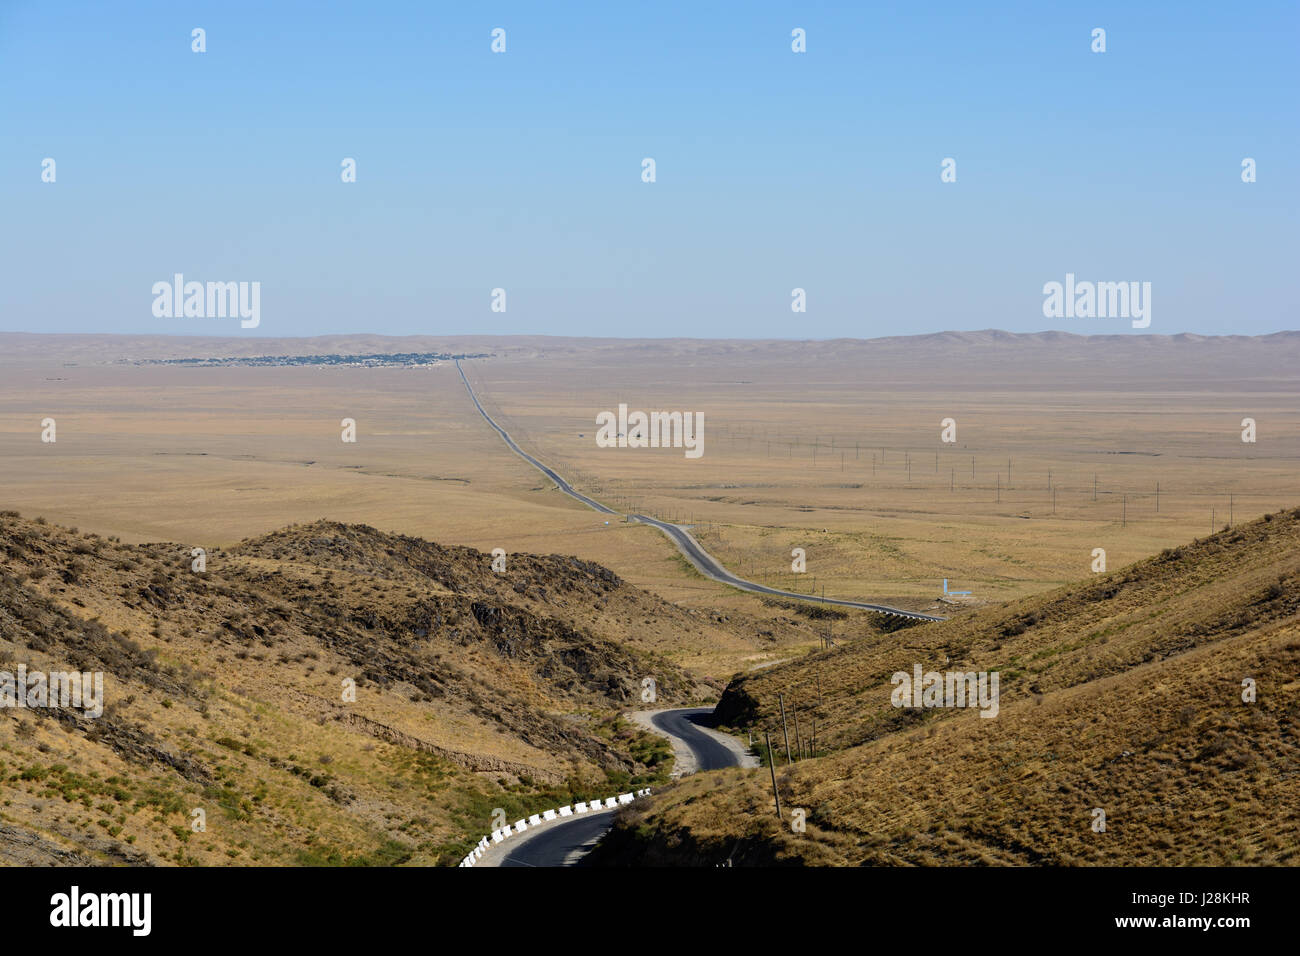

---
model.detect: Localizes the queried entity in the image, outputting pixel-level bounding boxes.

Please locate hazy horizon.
[3,326,1298,345]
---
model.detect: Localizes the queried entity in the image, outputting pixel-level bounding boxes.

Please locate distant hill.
[0,514,750,865]
[588,508,1300,866]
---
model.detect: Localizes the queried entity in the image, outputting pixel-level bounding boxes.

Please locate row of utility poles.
[763,691,822,819]
[586,466,1244,536]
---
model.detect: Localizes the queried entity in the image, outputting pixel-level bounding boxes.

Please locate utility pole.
[1122,494,1127,527]
[765,732,782,818]
[792,710,802,762]
[997,474,1001,503]
[778,694,793,765]
[1094,473,1097,501]
[1156,482,1160,513]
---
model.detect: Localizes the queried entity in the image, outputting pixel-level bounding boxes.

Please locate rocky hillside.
[0,514,756,865]
[589,509,1300,866]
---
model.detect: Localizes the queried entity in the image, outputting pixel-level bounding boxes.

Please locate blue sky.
[1,0,1295,338]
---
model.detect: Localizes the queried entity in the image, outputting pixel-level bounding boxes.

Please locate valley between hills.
[2,331,1297,866]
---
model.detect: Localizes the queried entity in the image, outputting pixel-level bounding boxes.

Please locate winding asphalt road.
[496,708,738,867]
[455,360,945,622]
[646,707,742,772]
[498,806,621,868]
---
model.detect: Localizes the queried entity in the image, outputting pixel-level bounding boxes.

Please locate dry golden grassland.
[2,331,1297,674]
[0,514,726,865]
[461,332,1300,613]
[0,359,807,676]
[589,508,1300,866]
[2,332,1297,867]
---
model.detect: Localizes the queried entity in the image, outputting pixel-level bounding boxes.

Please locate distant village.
[136,352,493,368]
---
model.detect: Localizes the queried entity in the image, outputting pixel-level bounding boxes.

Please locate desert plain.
[3,330,1297,670]
[2,329,1298,867]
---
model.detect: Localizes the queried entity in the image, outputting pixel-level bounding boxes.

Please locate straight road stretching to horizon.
[456,360,945,622]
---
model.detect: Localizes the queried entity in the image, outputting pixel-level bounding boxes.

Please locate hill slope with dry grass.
[0,513,782,865]
[588,509,1300,866]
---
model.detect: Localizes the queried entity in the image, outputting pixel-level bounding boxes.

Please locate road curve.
[494,707,741,868]
[647,707,743,772]
[498,807,620,868]
[455,360,943,622]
